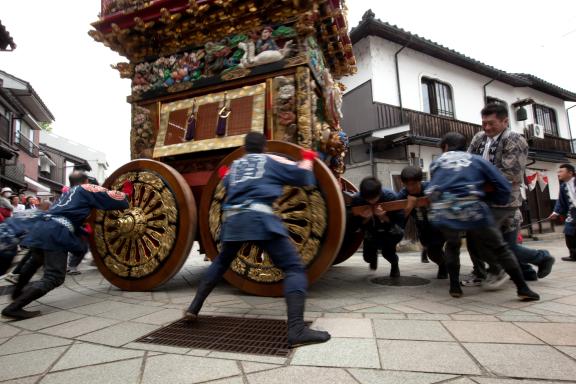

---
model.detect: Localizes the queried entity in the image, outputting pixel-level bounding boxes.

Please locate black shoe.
[517,288,540,302]
[1,307,41,320]
[1,287,44,320]
[390,263,400,278]
[286,292,331,348]
[561,257,576,262]
[449,285,463,298]
[437,264,448,279]
[537,256,555,279]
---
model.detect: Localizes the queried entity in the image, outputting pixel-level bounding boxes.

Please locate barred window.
[533,104,558,136]
[421,77,454,118]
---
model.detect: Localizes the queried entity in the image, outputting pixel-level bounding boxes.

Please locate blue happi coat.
[21,184,129,252]
[221,153,315,241]
[426,151,511,231]
[553,179,576,236]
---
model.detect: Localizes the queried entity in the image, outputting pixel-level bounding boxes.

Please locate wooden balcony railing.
[528,134,572,154]
[375,102,573,154]
[376,102,482,142]
[14,131,39,157]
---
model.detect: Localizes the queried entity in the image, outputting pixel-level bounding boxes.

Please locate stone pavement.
[1,239,576,384]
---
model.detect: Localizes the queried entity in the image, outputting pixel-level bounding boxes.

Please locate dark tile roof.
[351,10,576,102]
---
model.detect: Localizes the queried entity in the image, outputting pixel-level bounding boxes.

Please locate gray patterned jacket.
[468,128,528,208]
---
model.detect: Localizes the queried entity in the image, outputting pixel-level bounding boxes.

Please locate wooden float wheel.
[90,159,197,291]
[199,141,345,297]
[332,177,364,265]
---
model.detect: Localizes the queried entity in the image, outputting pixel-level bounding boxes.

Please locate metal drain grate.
[136,316,308,357]
[371,276,431,286]
[0,285,14,296]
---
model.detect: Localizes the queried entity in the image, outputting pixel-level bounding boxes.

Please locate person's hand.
[548,212,560,221]
[404,195,418,217]
[374,205,389,222]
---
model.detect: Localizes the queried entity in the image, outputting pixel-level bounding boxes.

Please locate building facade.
[0,70,55,196]
[341,11,576,231]
[39,131,108,185]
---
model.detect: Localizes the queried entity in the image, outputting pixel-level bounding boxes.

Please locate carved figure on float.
[237,27,293,69]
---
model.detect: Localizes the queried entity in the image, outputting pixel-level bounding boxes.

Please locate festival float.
[88,0,363,296]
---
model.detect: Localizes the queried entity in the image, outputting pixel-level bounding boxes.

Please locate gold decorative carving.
[93,170,178,279]
[208,180,327,283]
[295,67,312,148]
[154,83,266,157]
[131,104,156,159]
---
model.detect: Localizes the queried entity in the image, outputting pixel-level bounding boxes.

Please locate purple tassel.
[185,115,196,141]
[216,114,227,136]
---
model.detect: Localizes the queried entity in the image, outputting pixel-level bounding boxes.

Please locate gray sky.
[2,0,575,174]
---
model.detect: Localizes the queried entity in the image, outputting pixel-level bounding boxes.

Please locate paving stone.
[450,314,500,322]
[526,302,576,316]
[322,312,364,318]
[13,311,85,331]
[358,305,401,314]
[41,316,120,338]
[71,300,127,315]
[402,300,463,314]
[373,320,454,341]
[497,315,548,323]
[0,346,67,381]
[52,343,145,371]
[97,303,164,320]
[0,333,72,356]
[311,318,373,338]
[208,351,286,364]
[77,322,159,347]
[544,315,576,323]
[0,376,41,384]
[133,309,184,325]
[464,343,576,380]
[246,366,357,384]
[206,378,244,384]
[442,321,542,344]
[377,340,481,375]
[241,362,282,373]
[553,294,576,306]
[363,313,406,319]
[141,354,240,384]
[557,346,576,359]
[186,348,211,357]
[406,313,452,321]
[291,338,379,368]
[41,358,142,384]
[473,378,569,384]
[386,303,427,314]
[516,322,576,345]
[124,342,190,354]
[0,323,21,338]
[348,369,455,384]
[44,295,105,310]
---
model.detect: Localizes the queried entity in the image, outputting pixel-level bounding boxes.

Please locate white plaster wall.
[357,36,572,140]
[375,159,410,191]
[344,162,371,188]
[341,37,373,96]
[406,144,442,178]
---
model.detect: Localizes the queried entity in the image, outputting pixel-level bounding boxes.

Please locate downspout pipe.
[394,39,412,122]
[482,79,495,104]
[567,104,576,153]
